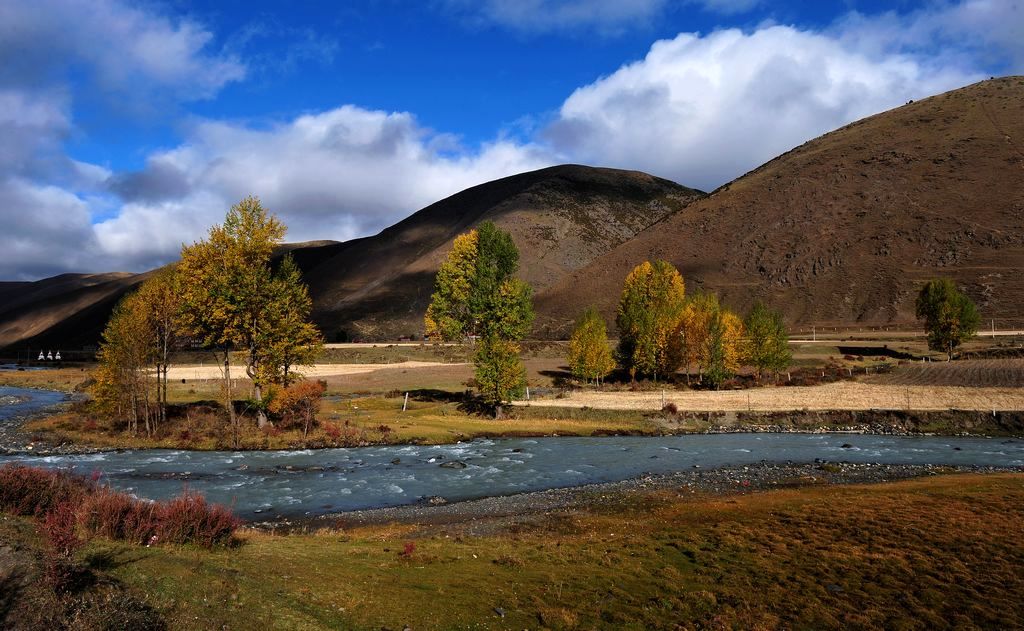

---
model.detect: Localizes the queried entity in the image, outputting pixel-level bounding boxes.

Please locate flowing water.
[2,387,1022,520]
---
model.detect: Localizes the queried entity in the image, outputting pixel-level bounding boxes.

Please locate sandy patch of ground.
[520,381,1024,412]
[165,361,466,381]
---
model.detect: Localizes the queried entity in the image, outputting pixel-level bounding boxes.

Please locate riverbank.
[267,461,1024,533]
[4,471,1022,629]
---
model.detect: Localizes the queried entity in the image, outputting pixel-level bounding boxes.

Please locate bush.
[155,490,239,548]
[0,464,90,517]
[40,500,87,591]
[80,488,159,545]
[1,464,239,549]
[268,380,326,438]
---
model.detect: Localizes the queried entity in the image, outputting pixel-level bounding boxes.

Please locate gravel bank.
[258,462,1023,534]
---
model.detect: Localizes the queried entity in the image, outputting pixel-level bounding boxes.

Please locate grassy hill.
[535,77,1024,336]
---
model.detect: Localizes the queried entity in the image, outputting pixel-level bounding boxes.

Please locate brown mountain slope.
[535,77,1024,336]
[290,165,703,340]
[0,273,147,351]
[0,165,701,350]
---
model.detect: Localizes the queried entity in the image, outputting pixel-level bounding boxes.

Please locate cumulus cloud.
[90,107,554,270]
[544,24,984,190]
[3,0,1022,280]
[0,0,245,100]
[0,0,245,279]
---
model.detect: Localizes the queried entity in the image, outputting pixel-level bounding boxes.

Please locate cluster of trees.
[94,197,323,445]
[425,221,533,415]
[568,260,791,389]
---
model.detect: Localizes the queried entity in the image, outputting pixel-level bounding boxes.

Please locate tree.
[265,256,323,386]
[915,278,980,360]
[678,291,718,384]
[93,291,156,435]
[177,196,322,443]
[425,221,533,414]
[134,267,181,426]
[568,307,615,384]
[425,230,478,341]
[744,301,791,380]
[616,260,686,381]
[701,307,745,389]
[474,337,526,416]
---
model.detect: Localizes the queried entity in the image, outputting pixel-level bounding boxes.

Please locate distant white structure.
[38,351,45,361]
[54,351,61,361]
[46,351,53,360]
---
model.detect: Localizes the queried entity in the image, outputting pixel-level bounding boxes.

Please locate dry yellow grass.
[163,360,466,381]
[522,380,1024,412]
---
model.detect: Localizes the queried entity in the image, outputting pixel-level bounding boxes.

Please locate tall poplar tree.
[744,301,791,380]
[915,278,980,360]
[616,260,686,381]
[425,221,533,415]
[568,307,615,384]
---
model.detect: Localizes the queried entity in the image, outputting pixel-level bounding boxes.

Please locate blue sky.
[1,0,1021,279]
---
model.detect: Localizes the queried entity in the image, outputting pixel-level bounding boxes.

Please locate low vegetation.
[3,473,1022,629]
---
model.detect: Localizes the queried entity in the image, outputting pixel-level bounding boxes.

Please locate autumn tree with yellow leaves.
[177,197,322,443]
[568,307,615,385]
[616,260,686,381]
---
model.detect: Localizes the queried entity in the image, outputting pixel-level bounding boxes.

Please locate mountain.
[0,166,701,350]
[534,77,1024,336]
[0,273,148,353]
[291,165,703,340]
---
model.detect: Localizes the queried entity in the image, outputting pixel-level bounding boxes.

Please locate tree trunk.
[248,360,271,428]
[221,350,238,449]
[254,382,271,428]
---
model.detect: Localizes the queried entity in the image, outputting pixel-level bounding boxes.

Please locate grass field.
[524,380,1024,412]
[3,473,1023,629]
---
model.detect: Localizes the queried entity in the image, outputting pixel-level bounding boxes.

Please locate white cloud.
[90,106,554,270]
[2,0,1021,280]
[440,0,669,34]
[544,23,985,190]
[0,0,245,100]
[0,0,245,278]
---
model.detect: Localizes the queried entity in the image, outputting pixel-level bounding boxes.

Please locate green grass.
[4,473,1023,629]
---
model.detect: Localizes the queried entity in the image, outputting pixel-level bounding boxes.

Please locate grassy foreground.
[4,473,1024,629]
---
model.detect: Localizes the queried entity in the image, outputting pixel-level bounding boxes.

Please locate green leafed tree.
[425,221,533,414]
[568,307,615,385]
[616,260,686,381]
[915,278,980,360]
[744,301,791,380]
[425,230,478,341]
[264,255,324,387]
[474,337,527,417]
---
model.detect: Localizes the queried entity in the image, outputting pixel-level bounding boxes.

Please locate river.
[2,387,1022,520]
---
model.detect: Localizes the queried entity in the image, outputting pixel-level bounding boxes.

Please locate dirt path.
[165,361,467,381]
[520,381,1024,412]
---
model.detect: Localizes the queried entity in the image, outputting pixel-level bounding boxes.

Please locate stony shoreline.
[255,462,1024,533]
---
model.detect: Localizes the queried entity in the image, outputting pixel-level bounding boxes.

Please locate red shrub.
[0,464,90,517]
[80,488,159,545]
[155,490,239,548]
[40,500,86,590]
[400,541,416,558]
